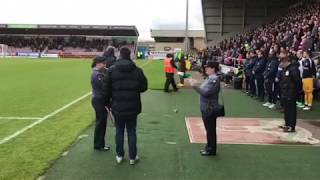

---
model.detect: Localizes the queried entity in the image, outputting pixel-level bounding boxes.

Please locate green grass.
[140,60,164,90]
[0,58,164,180]
[1,58,319,180]
[44,90,320,180]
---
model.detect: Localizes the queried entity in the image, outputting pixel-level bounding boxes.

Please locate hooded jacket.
[103,59,148,116]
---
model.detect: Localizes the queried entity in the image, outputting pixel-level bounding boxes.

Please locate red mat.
[185,117,320,146]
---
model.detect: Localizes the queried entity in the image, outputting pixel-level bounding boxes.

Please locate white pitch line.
[0,92,92,145]
[0,62,151,145]
[0,117,42,120]
[138,60,152,68]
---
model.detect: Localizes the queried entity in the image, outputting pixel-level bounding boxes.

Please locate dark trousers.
[115,115,138,160]
[92,97,108,149]
[249,75,256,96]
[256,75,265,100]
[265,79,276,104]
[297,91,305,103]
[201,111,217,153]
[282,98,297,129]
[164,73,177,91]
[275,82,281,106]
[245,75,250,92]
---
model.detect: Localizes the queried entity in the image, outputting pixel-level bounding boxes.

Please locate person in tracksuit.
[253,50,267,101]
[243,58,250,93]
[301,50,317,111]
[244,51,257,97]
[91,56,110,151]
[263,51,279,109]
[296,50,305,108]
[279,50,302,132]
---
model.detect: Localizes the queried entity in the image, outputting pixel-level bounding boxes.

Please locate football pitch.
[0,58,320,180]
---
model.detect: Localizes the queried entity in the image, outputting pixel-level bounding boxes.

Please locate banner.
[17,52,39,58]
[41,54,59,58]
[16,53,59,58]
[149,51,173,60]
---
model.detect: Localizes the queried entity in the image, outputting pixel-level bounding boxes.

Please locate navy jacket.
[253,57,267,77]
[244,57,257,77]
[264,57,279,80]
[302,58,317,78]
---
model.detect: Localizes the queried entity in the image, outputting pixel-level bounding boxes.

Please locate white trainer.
[303,106,311,111]
[116,156,123,164]
[129,156,139,165]
[268,104,276,109]
[263,102,271,107]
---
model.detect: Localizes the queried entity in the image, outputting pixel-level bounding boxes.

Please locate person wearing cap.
[279,50,302,132]
[91,56,110,151]
[188,61,221,156]
[164,53,178,92]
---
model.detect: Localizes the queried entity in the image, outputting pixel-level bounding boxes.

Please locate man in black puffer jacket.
[103,47,148,165]
[279,50,302,133]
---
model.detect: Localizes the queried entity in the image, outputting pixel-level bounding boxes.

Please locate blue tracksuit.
[244,57,257,96]
[263,57,279,104]
[253,57,267,100]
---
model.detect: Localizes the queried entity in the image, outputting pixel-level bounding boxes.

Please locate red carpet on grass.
[185,117,320,146]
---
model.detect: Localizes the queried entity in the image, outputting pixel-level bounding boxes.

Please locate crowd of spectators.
[0,36,135,53]
[205,0,320,65]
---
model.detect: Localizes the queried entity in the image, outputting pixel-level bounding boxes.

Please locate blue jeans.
[115,115,137,160]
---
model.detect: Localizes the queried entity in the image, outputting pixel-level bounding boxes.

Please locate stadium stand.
[210,0,320,63]
[0,24,139,58]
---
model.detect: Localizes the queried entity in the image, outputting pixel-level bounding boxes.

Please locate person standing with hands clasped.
[279,50,302,133]
[188,61,224,156]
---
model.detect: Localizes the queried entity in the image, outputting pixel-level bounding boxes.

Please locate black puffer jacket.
[280,62,302,99]
[103,59,148,116]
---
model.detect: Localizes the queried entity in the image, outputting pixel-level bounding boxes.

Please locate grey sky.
[0,0,204,40]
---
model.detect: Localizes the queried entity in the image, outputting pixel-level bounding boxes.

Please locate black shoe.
[283,126,296,133]
[200,150,216,156]
[94,146,110,151]
[173,88,179,92]
[278,125,287,129]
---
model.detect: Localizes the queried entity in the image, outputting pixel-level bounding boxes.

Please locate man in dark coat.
[279,50,302,132]
[253,50,267,101]
[103,47,148,165]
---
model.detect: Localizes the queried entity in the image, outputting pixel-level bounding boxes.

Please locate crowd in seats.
[203,0,320,65]
[196,0,320,114]
[0,36,135,53]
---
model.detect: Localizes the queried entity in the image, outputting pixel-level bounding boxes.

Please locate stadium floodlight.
[184,0,189,53]
[0,44,8,58]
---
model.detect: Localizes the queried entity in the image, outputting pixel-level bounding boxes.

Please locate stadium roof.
[0,24,139,37]
[150,29,205,38]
